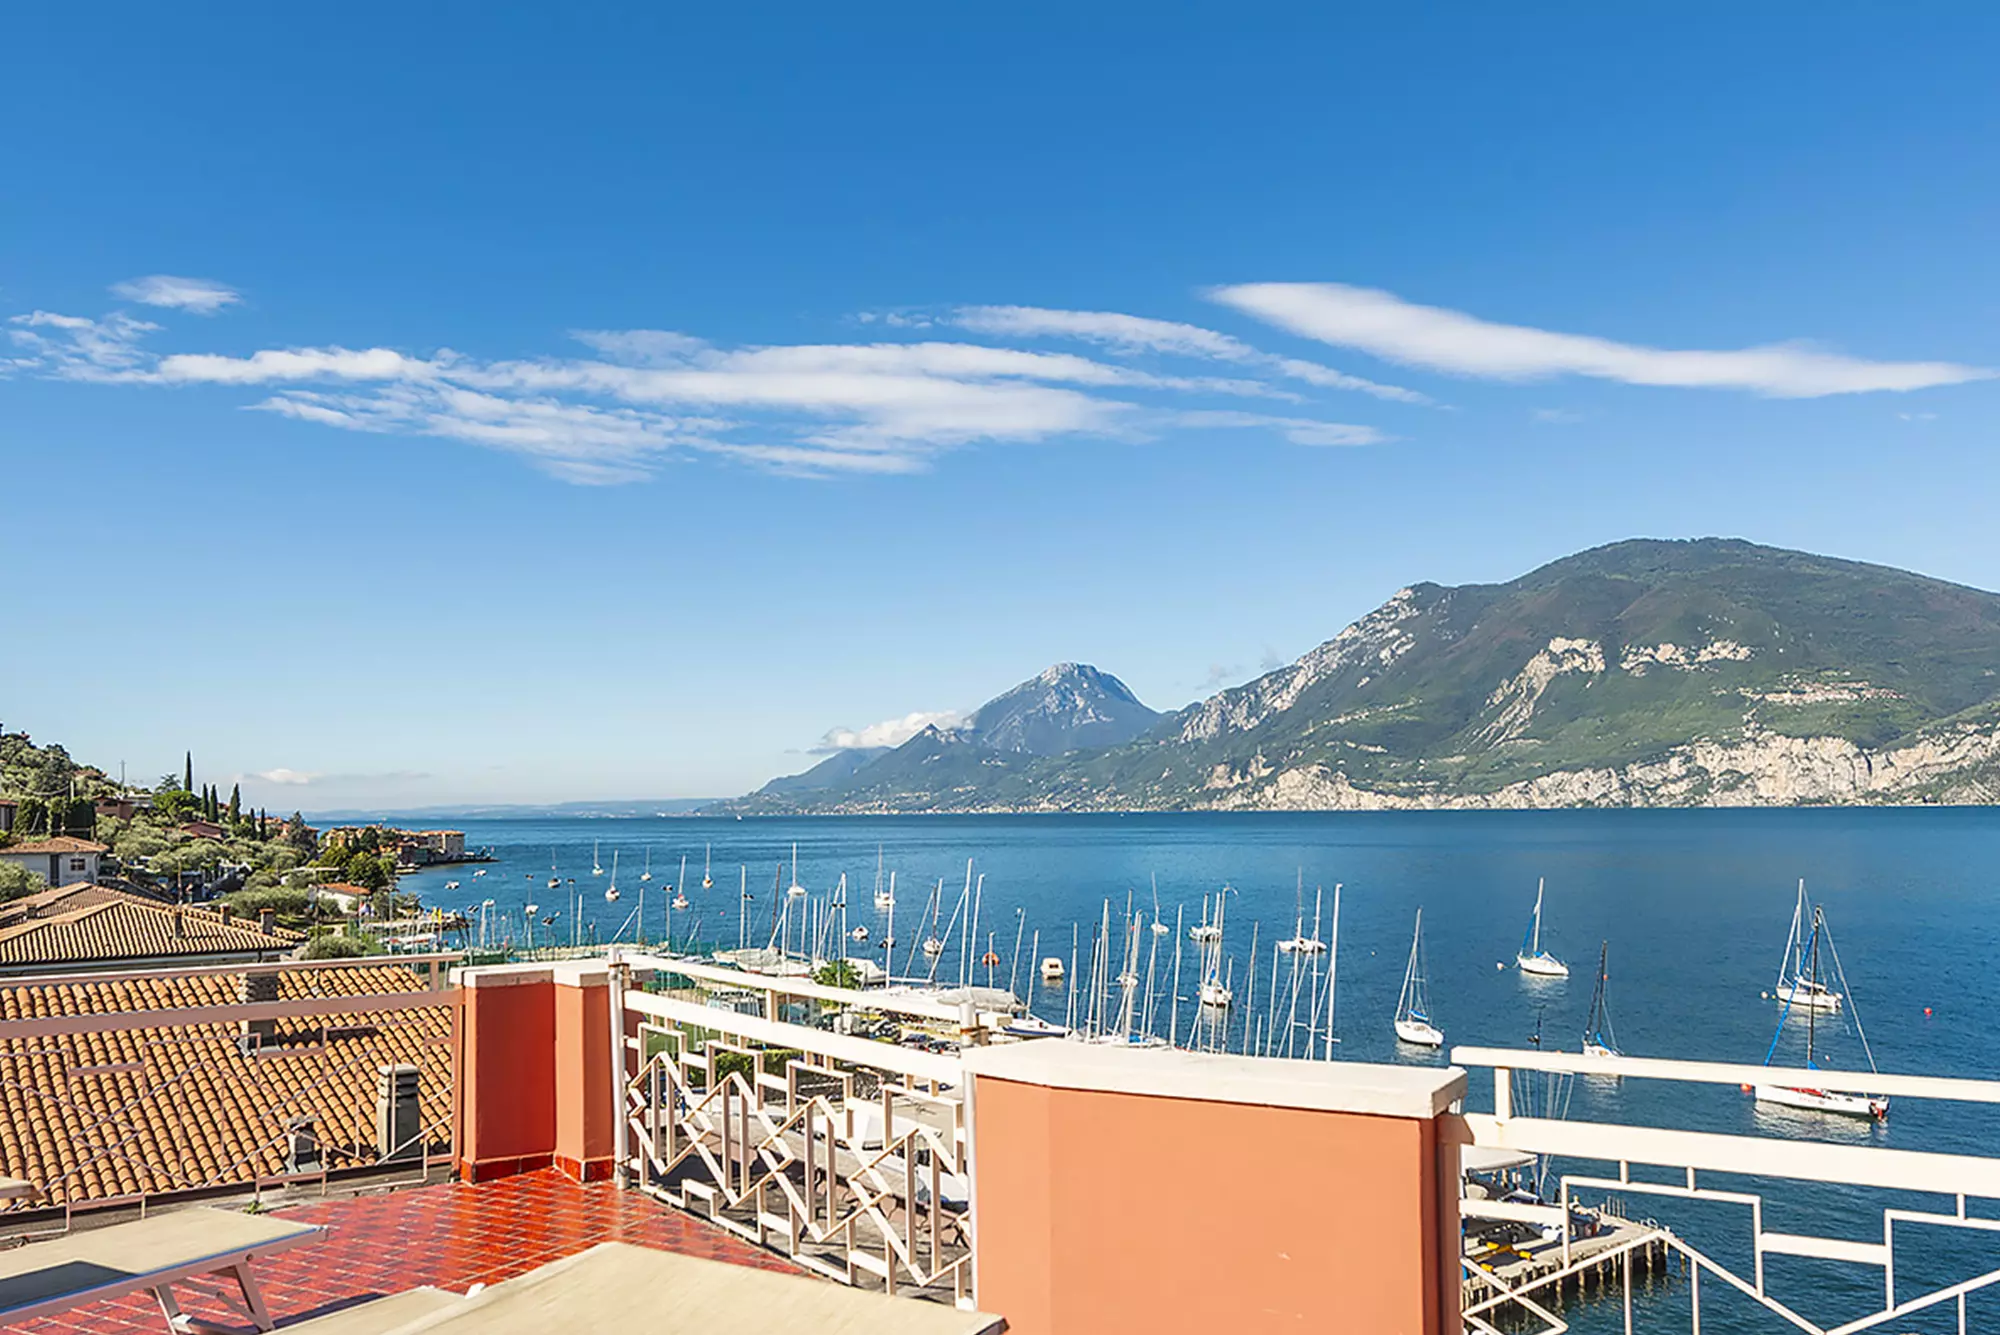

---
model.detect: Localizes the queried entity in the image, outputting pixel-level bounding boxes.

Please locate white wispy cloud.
[5,292,1388,481]
[253,768,321,785]
[954,304,1430,403]
[816,710,966,752]
[6,311,159,380]
[1210,283,1993,398]
[1172,410,1387,446]
[110,275,241,314]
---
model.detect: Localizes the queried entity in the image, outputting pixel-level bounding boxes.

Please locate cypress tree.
[184,751,193,793]
[227,784,241,823]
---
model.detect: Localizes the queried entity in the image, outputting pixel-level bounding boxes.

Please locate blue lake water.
[393,807,2000,1332]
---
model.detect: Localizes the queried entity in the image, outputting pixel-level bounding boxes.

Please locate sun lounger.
[0,1205,323,1332]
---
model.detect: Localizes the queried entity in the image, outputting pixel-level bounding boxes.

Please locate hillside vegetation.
[734,539,2000,812]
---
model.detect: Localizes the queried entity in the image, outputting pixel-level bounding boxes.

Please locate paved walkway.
[5,1170,793,1333]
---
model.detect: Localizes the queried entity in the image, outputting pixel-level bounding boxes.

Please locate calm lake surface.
[395,807,2000,1332]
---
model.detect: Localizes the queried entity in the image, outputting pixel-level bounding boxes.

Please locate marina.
[385,807,2000,1332]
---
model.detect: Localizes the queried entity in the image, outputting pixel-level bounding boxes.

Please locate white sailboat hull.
[1395,1019,1444,1047]
[1516,952,1570,978]
[1776,980,1843,1011]
[1754,1083,1887,1120]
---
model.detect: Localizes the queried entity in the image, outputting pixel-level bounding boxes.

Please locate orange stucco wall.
[456,978,557,1181]
[973,1076,1451,1335]
[553,977,615,1179]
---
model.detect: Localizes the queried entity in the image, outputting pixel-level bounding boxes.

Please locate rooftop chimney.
[238,971,279,1052]
[171,904,185,939]
[258,907,276,934]
[376,1064,421,1162]
[285,1115,320,1176]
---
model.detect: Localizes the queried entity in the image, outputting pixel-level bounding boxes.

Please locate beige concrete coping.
[453,962,554,989]
[280,1286,462,1332]
[962,1042,1467,1119]
[371,1241,1002,1333]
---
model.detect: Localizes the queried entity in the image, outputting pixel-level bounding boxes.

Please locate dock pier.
[1463,1208,1674,1323]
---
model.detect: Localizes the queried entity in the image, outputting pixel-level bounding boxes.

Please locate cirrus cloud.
[110,275,241,315]
[1210,282,1992,398]
[8,295,1391,482]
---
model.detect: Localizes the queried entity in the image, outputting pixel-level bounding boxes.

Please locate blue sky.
[4,5,1998,809]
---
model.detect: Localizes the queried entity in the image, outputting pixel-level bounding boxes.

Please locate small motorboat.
[1004,1015,1069,1040]
[1040,957,1065,982]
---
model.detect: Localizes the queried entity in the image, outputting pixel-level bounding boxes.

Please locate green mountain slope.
[735,539,2000,812]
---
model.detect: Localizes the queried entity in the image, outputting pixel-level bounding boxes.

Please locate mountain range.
[728,539,2000,813]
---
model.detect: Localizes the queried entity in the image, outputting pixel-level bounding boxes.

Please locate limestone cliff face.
[1198,723,2000,811]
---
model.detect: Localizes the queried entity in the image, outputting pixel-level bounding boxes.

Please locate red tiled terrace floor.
[8,1170,797,1333]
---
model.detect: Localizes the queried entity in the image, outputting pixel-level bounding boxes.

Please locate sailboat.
[1278,871,1328,954]
[1773,879,1843,1011]
[1754,906,1886,1119]
[547,847,561,891]
[1394,909,1444,1047]
[591,840,604,876]
[1582,941,1619,1057]
[604,851,621,902]
[1515,878,1569,977]
[701,844,713,890]
[1196,890,1232,1007]
[786,844,807,899]
[873,848,895,910]
[639,850,652,883]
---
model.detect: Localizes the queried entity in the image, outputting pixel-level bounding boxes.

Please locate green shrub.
[301,932,382,960]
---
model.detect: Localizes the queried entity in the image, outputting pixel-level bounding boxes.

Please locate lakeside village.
[0,731,494,965]
[0,727,1912,1328]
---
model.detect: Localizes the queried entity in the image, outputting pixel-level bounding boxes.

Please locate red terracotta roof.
[0,837,108,855]
[0,964,451,1207]
[0,885,305,966]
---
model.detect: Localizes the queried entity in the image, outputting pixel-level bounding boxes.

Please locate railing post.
[1494,1067,1512,1122]
[608,947,628,1190]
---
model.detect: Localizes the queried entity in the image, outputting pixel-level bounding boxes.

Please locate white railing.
[1454,1046,2000,1335]
[612,953,973,1304]
[0,954,459,1232]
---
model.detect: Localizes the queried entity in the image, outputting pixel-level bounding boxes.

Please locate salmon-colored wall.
[456,979,556,1181]
[553,978,614,1180]
[973,1077,1449,1335]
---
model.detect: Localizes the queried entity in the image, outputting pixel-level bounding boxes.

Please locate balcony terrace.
[0,947,1996,1333]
